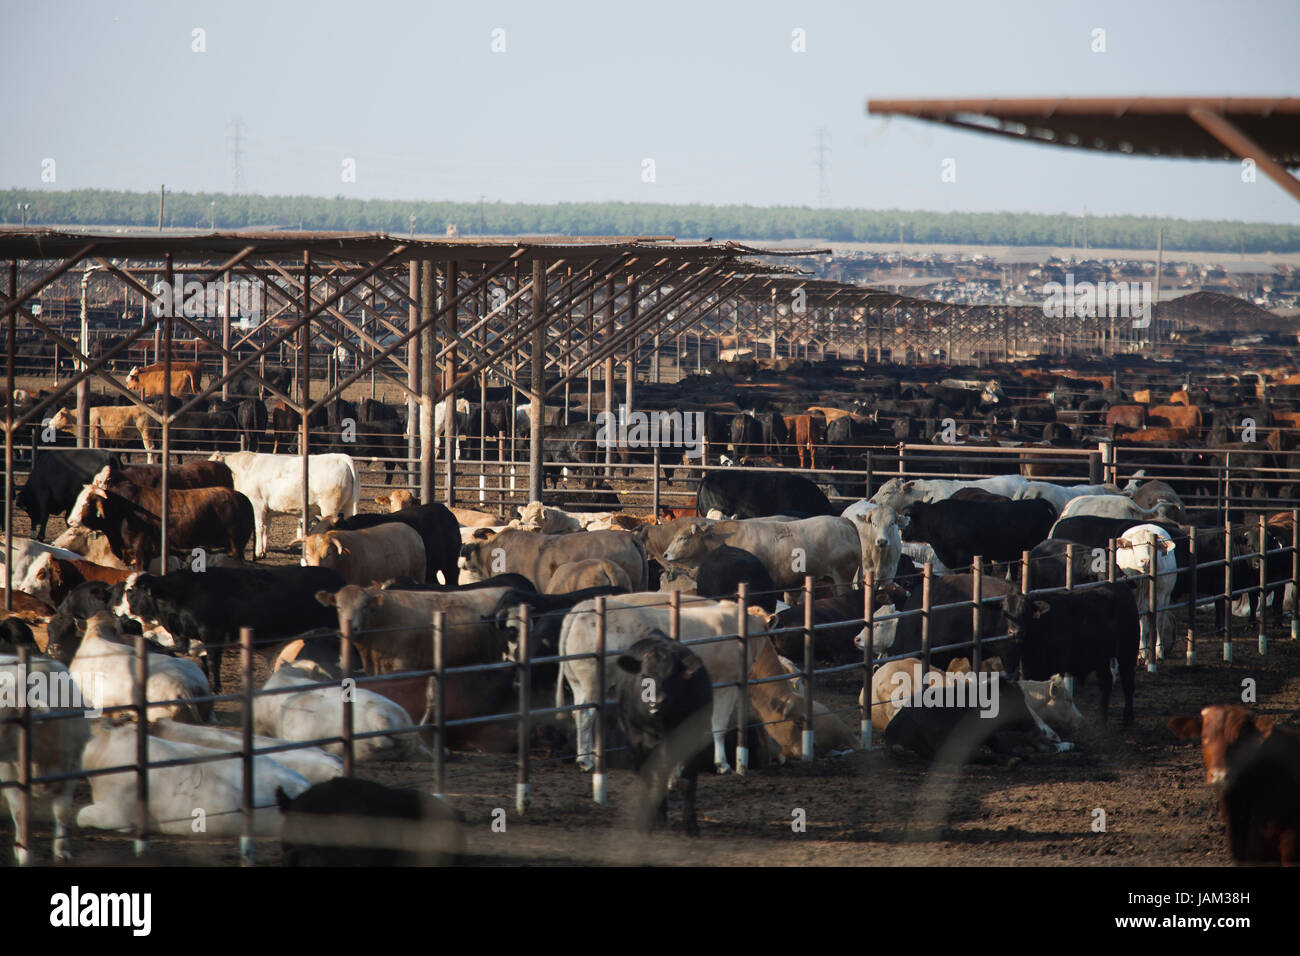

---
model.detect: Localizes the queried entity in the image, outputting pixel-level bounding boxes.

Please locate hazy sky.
[3,0,1297,222]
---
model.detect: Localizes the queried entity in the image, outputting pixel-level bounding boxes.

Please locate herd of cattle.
[2,353,1299,865]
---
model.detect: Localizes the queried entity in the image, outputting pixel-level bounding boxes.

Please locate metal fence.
[4,507,1298,864]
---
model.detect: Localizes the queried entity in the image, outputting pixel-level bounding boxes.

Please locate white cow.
[841,501,904,583]
[434,397,471,459]
[78,720,312,837]
[556,593,775,774]
[150,718,344,784]
[70,613,211,723]
[0,655,91,863]
[1058,494,1158,522]
[1116,523,1178,661]
[662,515,862,592]
[0,538,82,593]
[214,451,360,557]
[869,475,1030,512]
[255,662,432,762]
[1016,481,1122,513]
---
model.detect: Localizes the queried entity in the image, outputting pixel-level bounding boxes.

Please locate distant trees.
[2,188,1296,253]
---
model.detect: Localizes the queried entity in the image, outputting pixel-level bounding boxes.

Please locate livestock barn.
[2,111,1300,887]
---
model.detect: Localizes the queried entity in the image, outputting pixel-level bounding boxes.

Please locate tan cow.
[126,361,202,396]
[545,559,633,593]
[50,406,157,462]
[301,523,426,586]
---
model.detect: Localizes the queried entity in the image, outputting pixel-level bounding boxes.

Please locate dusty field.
[6,489,1298,866]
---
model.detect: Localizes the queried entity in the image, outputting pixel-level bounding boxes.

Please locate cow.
[111,565,345,695]
[695,470,833,519]
[276,777,463,867]
[555,593,789,774]
[256,662,431,762]
[492,585,630,692]
[1104,404,1147,431]
[460,528,648,593]
[1058,494,1158,521]
[1127,479,1186,522]
[50,405,157,462]
[1025,538,1107,591]
[68,464,254,570]
[693,544,779,613]
[78,719,311,838]
[662,515,862,594]
[115,459,234,490]
[50,526,130,569]
[126,361,202,396]
[170,410,240,454]
[16,448,119,540]
[1116,523,1179,661]
[545,559,633,593]
[0,653,91,863]
[314,584,516,746]
[1168,705,1300,865]
[841,501,905,583]
[869,475,1030,512]
[215,451,360,557]
[1000,584,1138,726]
[16,552,134,607]
[900,498,1057,571]
[614,634,713,835]
[775,582,907,664]
[1148,403,1202,435]
[0,537,83,593]
[883,673,1069,761]
[864,573,1014,670]
[315,502,460,587]
[301,523,427,587]
[151,718,343,785]
[781,413,826,469]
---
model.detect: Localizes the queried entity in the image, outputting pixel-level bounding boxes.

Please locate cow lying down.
[78,719,313,838]
[883,671,1075,762]
[150,718,343,785]
[255,662,433,762]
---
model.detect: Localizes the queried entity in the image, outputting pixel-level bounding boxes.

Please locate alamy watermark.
[1042,273,1152,328]
[0,665,103,717]
[888,668,1000,718]
[150,273,263,323]
[596,405,704,459]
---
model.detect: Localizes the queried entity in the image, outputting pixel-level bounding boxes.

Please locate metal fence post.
[1258,514,1268,656]
[15,645,30,865]
[1186,531,1198,664]
[1292,508,1299,641]
[1223,513,1233,663]
[432,609,446,798]
[340,615,355,777]
[652,446,660,517]
[1147,549,1159,673]
[134,633,149,858]
[735,580,750,774]
[920,562,933,673]
[240,627,255,866]
[860,570,874,750]
[517,604,531,814]
[971,556,983,674]
[669,589,680,640]
[802,574,815,761]
[593,596,607,805]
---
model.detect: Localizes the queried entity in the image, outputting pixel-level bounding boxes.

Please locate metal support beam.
[529,258,546,504]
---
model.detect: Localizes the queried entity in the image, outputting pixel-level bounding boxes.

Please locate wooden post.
[802,574,815,761]
[593,596,607,804]
[340,615,355,776]
[1258,515,1268,656]
[1186,531,1198,663]
[860,570,874,749]
[1223,513,1233,663]
[432,610,446,798]
[134,634,149,858]
[971,557,983,672]
[516,604,531,813]
[735,580,750,774]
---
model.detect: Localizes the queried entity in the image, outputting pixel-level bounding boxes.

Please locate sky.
[2,0,1297,222]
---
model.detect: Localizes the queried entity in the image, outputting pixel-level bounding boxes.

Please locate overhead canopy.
[866,96,1300,202]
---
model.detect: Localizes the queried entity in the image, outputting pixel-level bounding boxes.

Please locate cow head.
[662,524,710,564]
[316,585,374,635]
[67,480,110,530]
[1000,592,1050,645]
[616,634,705,718]
[125,367,142,388]
[49,408,74,432]
[1168,705,1274,786]
[1116,524,1176,576]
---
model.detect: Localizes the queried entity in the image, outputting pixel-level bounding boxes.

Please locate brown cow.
[1104,404,1147,432]
[50,406,157,463]
[126,361,202,396]
[1148,404,1202,433]
[118,459,234,490]
[1115,428,1194,444]
[781,413,827,469]
[68,464,253,569]
[18,553,134,607]
[1169,705,1300,864]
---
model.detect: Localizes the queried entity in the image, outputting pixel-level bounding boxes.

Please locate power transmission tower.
[815,128,831,207]
[228,118,244,194]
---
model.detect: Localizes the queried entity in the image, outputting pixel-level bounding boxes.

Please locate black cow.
[614,633,713,835]
[171,410,240,454]
[276,778,463,866]
[901,498,1057,570]
[15,449,119,540]
[1026,538,1108,591]
[229,366,292,399]
[884,573,1014,670]
[999,584,1138,727]
[730,413,763,460]
[543,420,600,487]
[694,544,778,613]
[320,503,460,585]
[358,398,404,424]
[490,585,629,691]
[696,470,832,519]
[110,565,345,695]
[384,572,536,593]
[0,617,37,654]
[884,674,1063,762]
[351,419,408,485]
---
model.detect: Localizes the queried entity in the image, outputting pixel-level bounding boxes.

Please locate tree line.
[4,188,1297,253]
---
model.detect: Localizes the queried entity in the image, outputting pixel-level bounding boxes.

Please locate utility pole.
[157,185,165,232]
